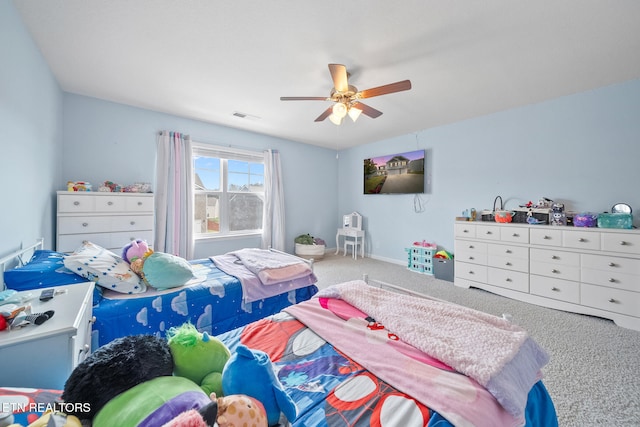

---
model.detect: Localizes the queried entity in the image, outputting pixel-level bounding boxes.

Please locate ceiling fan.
[280,64,412,125]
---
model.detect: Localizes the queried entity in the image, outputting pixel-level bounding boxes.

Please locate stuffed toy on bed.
[167,323,231,397]
[60,327,270,427]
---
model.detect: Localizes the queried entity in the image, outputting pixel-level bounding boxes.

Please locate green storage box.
[597,213,632,229]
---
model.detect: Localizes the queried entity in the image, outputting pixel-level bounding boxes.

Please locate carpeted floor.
[311,253,640,427]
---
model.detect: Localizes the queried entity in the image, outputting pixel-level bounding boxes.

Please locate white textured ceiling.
[13,0,640,149]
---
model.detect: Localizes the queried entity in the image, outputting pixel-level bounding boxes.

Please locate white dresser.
[56,191,155,253]
[0,282,95,389]
[454,220,640,331]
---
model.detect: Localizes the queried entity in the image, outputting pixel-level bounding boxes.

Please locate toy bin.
[434,258,455,282]
[597,213,633,229]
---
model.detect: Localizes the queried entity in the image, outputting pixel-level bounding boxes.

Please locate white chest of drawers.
[0,282,95,389]
[454,221,640,331]
[56,191,155,253]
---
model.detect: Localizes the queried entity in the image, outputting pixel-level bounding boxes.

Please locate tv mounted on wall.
[363,149,425,194]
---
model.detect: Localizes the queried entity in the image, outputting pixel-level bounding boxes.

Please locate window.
[192,144,265,237]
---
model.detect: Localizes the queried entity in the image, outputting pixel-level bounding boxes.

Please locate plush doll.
[222,345,297,426]
[62,334,174,420]
[121,239,153,275]
[167,323,231,397]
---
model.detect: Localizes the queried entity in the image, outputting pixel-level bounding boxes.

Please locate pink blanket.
[285,296,523,427]
[314,281,549,421]
[228,248,312,285]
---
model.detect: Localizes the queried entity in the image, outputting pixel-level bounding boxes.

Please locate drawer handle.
[82,222,89,227]
[505,249,512,254]
[505,278,512,282]
[543,235,550,239]
[619,241,627,246]
[551,255,558,260]
[512,233,519,237]
[74,201,80,206]
[551,269,559,274]
[138,201,143,206]
[468,245,474,249]
[608,262,616,267]
[505,262,512,266]
[608,278,616,283]
[90,316,96,324]
[578,238,585,242]
[130,221,136,225]
[468,256,475,260]
[469,270,475,274]
[108,201,113,205]
[608,298,619,304]
[486,231,492,235]
[551,287,560,292]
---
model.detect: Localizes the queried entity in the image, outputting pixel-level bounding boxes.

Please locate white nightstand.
[0,282,95,389]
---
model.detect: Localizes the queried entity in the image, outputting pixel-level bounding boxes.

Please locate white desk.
[335,228,365,259]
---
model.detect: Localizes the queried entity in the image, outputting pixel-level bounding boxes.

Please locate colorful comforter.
[91,258,317,350]
[217,287,557,427]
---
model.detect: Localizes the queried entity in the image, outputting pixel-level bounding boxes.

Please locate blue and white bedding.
[2,250,318,350]
[92,258,318,349]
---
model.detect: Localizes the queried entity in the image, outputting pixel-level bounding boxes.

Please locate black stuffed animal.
[62,335,173,420]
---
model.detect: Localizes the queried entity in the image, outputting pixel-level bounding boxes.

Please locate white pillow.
[64,241,147,294]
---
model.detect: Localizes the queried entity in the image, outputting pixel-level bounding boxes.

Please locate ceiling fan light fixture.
[332,102,348,119]
[348,106,362,122]
[329,113,343,125]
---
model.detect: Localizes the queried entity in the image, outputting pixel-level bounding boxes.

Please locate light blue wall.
[4,1,640,267]
[0,0,63,258]
[338,79,640,263]
[62,94,339,258]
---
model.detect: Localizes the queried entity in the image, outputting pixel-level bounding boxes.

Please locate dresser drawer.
[500,226,529,244]
[455,248,487,265]
[581,268,638,293]
[475,224,500,241]
[455,262,487,283]
[530,248,580,266]
[530,260,580,281]
[58,194,96,213]
[530,275,580,304]
[581,283,640,317]
[488,255,529,272]
[58,216,111,234]
[562,230,600,251]
[95,195,126,211]
[488,243,528,259]
[581,253,640,275]
[455,223,476,238]
[111,215,155,232]
[57,230,154,253]
[530,228,562,247]
[125,196,154,212]
[601,232,640,255]
[488,267,529,292]
[455,240,487,254]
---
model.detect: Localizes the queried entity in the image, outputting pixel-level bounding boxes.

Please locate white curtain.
[262,149,286,251]
[155,131,194,259]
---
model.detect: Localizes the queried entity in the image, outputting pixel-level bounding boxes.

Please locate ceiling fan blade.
[328,63,349,93]
[358,80,412,99]
[280,96,328,101]
[352,102,383,118]
[314,106,333,122]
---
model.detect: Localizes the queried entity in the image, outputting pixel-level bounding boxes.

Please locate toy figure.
[551,203,566,226]
[167,323,231,397]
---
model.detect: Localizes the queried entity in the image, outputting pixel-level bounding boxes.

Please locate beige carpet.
[311,253,640,427]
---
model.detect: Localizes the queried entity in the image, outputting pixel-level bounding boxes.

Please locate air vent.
[232,111,260,121]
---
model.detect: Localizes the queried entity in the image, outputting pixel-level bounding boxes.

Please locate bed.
[1,240,318,350]
[1,278,557,427]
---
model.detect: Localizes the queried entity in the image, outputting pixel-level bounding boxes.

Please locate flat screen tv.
[363,149,425,194]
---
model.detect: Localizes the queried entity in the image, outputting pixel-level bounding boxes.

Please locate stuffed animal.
[62,335,174,420]
[121,239,151,264]
[214,393,267,427]
[167,323,231,397]
[222,344,297,426]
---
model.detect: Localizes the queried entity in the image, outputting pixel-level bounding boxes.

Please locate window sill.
[194,232,262,242]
